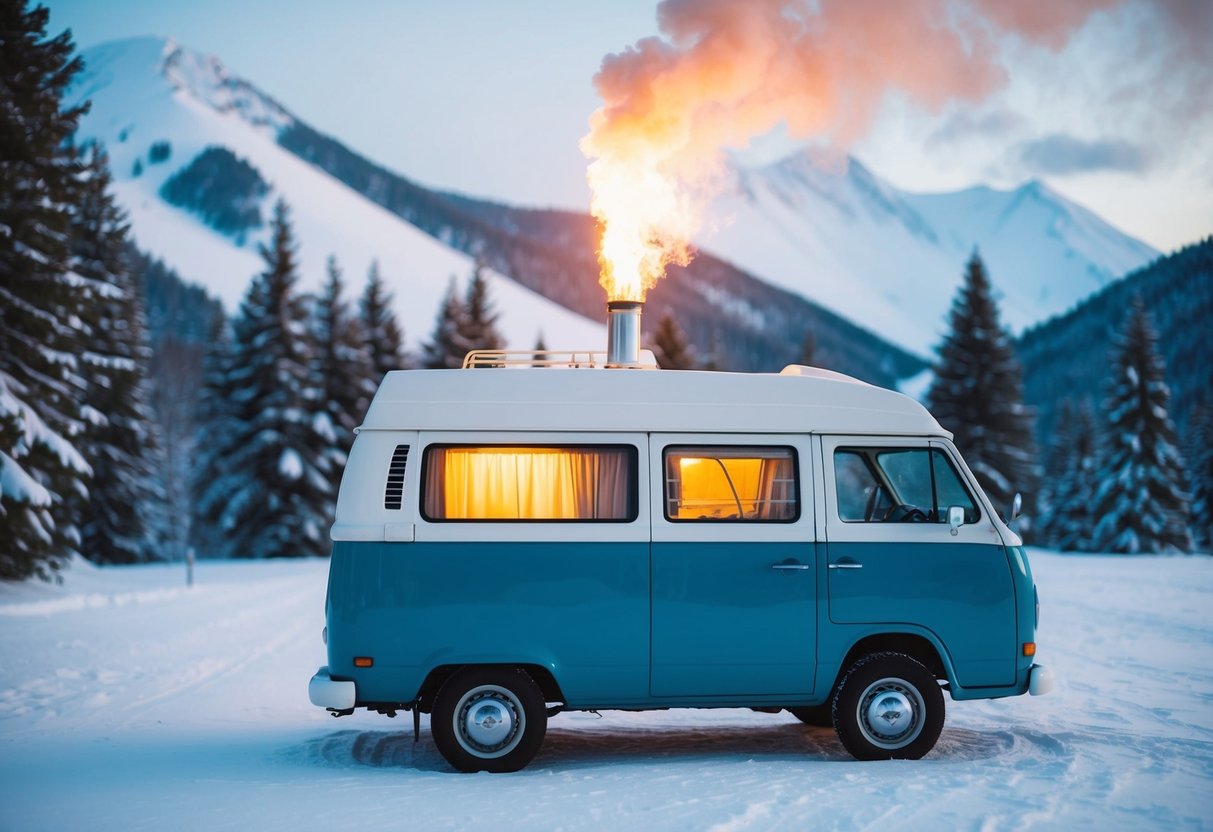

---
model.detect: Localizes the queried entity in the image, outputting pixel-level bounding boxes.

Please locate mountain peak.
[75,37,293,137]
[161,42,293,132]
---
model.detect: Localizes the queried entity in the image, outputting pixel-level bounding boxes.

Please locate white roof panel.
[360,365,946,437]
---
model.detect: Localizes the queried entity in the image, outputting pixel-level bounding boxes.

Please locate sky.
[45,0,1213,254]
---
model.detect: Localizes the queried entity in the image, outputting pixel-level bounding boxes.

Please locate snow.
[69,38,605,355]
[1,550,1210,830]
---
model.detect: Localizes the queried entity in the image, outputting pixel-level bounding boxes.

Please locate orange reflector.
[353,657,374,668]
[1022,642,1036,657]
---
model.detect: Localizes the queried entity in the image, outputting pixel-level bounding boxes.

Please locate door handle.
[828,560,863,570]
[771,561,811,571]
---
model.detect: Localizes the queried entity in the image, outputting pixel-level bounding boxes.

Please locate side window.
[421,445,637,522]
[834,450,884,521]
[664,446,798,522]
[834,447,979,523]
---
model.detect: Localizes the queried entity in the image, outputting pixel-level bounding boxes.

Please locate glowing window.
[422,445,637,522]
[664,446,798,522]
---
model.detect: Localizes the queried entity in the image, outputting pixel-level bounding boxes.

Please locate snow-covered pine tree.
[1185,401,1213,552]
[71,143,162,564]
[198,200,332,557]
[423,277,472,369]
[1049,402,1099,552]
[0,3,93,580]
[1091,299,1193,554]
[649,312,695,370]
[926,252,1039,526]
[360,259,407,388]
[459,262,505,356]
[190,314,239,557]
[311,255,373,496]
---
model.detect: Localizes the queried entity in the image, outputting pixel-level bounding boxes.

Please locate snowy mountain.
[70,37,1156,369]
[707,149,1159,353]
[68,37,604,353]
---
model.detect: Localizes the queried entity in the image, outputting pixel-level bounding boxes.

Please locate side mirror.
[1011,492,1023,521]
[947,505,965,536]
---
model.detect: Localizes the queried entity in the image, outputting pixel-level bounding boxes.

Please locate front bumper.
[309,665,356,709]
[1028,664,1055,696]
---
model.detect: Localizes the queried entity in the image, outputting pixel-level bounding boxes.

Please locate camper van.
[308,354,1053,772]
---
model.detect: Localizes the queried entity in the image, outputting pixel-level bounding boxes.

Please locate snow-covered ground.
[1,551,1210,830]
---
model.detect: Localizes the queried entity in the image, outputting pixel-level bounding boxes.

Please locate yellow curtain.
[425,447,631,520]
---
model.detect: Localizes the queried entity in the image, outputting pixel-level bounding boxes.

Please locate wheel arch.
[834,631,953,690]
[416,663,565,713]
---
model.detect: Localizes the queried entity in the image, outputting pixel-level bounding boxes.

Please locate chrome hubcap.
[857,677,925,749]
[455,685,524,758]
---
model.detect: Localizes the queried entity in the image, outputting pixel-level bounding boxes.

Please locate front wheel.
[431,667,547,772]
[832,652,944,760]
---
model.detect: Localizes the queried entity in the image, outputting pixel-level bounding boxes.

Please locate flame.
[581,0,1114,304]
[585,152,698,302]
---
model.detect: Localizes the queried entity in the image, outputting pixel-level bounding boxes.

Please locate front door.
[821,437,1017,688]
[649,434,816,697]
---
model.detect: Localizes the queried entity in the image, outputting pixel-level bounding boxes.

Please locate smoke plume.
[581,0,1117,300]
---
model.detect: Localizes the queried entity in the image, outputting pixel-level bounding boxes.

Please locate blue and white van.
[309,358,1053,772]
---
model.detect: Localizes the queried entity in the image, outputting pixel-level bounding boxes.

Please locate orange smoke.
[581,0,1118,302]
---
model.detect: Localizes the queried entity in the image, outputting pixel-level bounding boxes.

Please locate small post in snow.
[186,547,195,588]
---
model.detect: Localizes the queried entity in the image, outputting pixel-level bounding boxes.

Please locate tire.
[832,651,944,761]
[788,704,833,727]
[431,666,547,773]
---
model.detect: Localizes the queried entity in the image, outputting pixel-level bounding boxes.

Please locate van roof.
[360,365,948,437]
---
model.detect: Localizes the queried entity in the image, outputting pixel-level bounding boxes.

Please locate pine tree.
[1091,299,1193,554]
[1185,401,1213,552]
[360,259,407,386]
[71,144,162,563]
[195,201,332,557]
[926,252,1039,526]
[532,332,548,365]
[423,277,472,369]
[190,315,238,558]
[311,256,374,493]
[798,330,817,366]
[460,262,504,355]
[649,312,695,370]
[0,3,93,579]
[1048,402,1099,552]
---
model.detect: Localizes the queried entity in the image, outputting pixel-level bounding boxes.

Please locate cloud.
[1014,133,1151,176]
[926,108,1030,150]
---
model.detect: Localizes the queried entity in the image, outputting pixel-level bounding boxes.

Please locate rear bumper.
[309,665,356,709]
[1028,664,1055,696]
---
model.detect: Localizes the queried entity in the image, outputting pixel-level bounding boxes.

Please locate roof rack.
[461,349,659,369]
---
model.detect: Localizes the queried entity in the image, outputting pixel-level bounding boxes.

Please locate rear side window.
[664,446,798,522]
[421,445,637,522]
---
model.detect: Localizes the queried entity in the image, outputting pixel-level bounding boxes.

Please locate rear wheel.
[431,667,547,772]
[832,651,944,760]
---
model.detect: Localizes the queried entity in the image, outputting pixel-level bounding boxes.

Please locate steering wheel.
[863,485,886,522]
[884,504,928,523]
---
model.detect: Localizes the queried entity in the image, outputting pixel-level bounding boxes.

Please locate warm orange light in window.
[675,457,764,519]
[426,447,631,520]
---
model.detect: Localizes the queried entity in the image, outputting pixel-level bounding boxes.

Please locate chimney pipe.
[605,300,643,368]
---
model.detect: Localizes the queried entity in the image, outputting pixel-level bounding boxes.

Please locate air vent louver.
[384,444,409,510]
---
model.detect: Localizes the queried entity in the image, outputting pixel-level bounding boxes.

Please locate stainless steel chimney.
[605,300,643,368]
